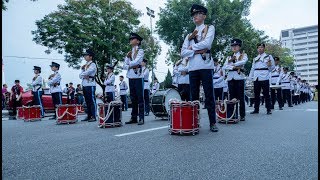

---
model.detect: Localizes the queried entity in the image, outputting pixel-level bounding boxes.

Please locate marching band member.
[290,72,298,105]
[79,49,97,122]
[223,39,248,121]
[141,59,151,116]
[122,32,145,125]
[212,58,224,101]
[269,57,283,110]
[181,4,218,132]
[249,43,275,115]
[151,78,160,95]
[31,66,44,118]
[48,62,62,120]
[296,77,302,104]
[280,67,293,107]
[119,75,128,111]
[67,82,75,104]
[174,58,190,101]
[222,75,228,101]
[104,64,115,103]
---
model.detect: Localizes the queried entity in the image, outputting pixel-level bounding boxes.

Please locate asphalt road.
[2,101,318,180]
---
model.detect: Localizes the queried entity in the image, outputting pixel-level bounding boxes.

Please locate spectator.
[10,80,24,119]
[67,82,75,104]
[76,84,84,105]
[63,84,69,94]
[2,84,8,109]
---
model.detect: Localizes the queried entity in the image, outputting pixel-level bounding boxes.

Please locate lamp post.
[146,7,155,83]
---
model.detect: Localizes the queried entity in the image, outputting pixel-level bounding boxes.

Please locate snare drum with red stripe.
[56,104,78,124]
[16,107,24,120]
[23,105,41,122]
[169,100,200,135]
[215,100,240,124]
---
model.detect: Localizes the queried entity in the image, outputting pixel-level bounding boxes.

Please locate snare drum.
[16,107,24,120]
[98,101,122,128]
[215,100,240,124]
[56,104,78,124]
[23,105,41,122]
[150,89,181,118]
[76,104,85,114]
[169,101,200,135]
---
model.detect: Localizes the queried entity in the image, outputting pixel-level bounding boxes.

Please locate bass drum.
[150,89,181,118]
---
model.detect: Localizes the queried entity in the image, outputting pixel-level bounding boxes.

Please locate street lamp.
[146,7,155,83]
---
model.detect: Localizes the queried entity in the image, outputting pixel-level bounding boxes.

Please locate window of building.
[294,48,307,51]
[309,74,318,77]
[308,35,318,39]
[308,41,318,44]
[282,31,289,38]
[294,37,307,41]
[308,52,318,55]
[309,46,318,50]
[296,53,308,57]
[293,42,308,46]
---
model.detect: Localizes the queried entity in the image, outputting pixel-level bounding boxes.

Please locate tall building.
[280,25,318,85]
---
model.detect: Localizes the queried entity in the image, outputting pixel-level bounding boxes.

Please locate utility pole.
[146,7,155,83]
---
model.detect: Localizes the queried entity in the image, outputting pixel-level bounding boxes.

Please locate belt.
[89,76,95,78]
[229,69,244,72]
[213,77,220,79]
[144,80,148,82]
[271,75,279,77]
[254,68,269,70]
[129,65,141,69]
[106,83,114,86]
[282,82,290,83]
[120,89,126,90]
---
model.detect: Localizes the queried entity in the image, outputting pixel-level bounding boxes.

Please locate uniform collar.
[132,45,139,51]
[196,23,205,31]
[233,51,240,56]
[86,60,92,65]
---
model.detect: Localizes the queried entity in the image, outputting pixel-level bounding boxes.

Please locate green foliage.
[162,69,173,89]
[156,0,269,74]
[32,0,161,91]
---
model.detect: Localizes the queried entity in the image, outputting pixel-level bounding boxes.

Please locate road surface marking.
[306,109,318,112]
[115,126,168,137]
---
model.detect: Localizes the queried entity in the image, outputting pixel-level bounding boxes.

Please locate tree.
[2,0,37,11]
[265,39,295,71]
[162,69,173,89]
[32,0,161,93]
[156,0,268,74]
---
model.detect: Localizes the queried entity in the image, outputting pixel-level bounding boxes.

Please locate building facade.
[280,25,318,85]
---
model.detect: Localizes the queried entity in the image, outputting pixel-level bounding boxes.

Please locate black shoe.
[210,124,219,132]
[9,116,17,120]
[249,105,253,107]
[288,105,293,107]
[88,118,97,122]
[267,110,272,115]
[49,117,56,120]
[250,111,259,114]
[144,113,149,116]
[137,119,144,125]
[279,107,283,110]
[240,117,245,121]
[125,119,138,124]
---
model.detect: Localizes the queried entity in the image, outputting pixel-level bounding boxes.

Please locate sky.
[2,0,318,92]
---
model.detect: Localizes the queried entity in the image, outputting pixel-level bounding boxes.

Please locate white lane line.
[306,109,318,112]
[115,126,168,137]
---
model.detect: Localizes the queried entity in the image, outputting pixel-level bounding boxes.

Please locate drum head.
[164,89,181,112]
